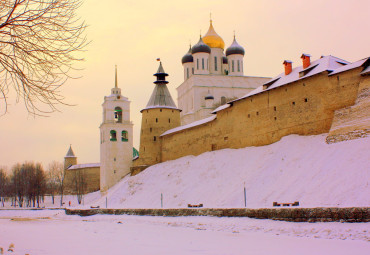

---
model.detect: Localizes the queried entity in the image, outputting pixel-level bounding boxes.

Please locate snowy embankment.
[88,134,369,209]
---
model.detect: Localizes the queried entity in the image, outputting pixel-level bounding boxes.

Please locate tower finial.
[233,30,236,39]
[210,12,212,24]
[115,65,118,88]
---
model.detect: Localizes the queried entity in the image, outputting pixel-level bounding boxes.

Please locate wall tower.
[64,145,77,170]
[100,66,133,193]
[136,61,181,166]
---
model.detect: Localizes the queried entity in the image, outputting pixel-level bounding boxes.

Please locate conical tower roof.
[142,62,179,112]
[65,145,76,158]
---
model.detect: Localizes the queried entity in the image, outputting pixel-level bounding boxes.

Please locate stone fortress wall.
[158,64,369,163]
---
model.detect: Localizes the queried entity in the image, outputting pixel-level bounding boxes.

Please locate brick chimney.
[301,54,311,69]
[283,60,292,75]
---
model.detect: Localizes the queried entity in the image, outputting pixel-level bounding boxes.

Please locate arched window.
[114,107,122,123]
[232,60,235,72]
[221,96,226,105]
[197,59,199,70]
[202,58,204,70]
[110,130,117,141]
[237,60,240,72]
[121,130,128,142]
[214,56,217,71]
[187,68,189,79]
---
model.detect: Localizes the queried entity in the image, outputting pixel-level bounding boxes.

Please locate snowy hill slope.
[89,134,369,209]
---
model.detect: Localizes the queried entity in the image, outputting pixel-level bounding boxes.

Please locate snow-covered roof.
[211,104,230,114]
[329,57,369,76]
[233,55,350,103]
[161,115,216,137]
[68,163,100,170]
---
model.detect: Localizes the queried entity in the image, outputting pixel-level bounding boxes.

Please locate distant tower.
[100,66,133,193]
[137,61,181,166]
[226,35,245,76]
[64,145,77,170]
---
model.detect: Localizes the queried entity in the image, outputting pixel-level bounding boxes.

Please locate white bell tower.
[100,66,133,193]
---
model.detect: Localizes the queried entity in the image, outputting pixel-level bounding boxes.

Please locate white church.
[178,19,270,125]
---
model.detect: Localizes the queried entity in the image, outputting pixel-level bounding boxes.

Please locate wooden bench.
[188,203,203,208]
[273,201,299,207]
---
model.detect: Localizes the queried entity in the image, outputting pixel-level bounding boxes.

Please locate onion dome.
[226,36,245,56]
[203,20,225,49]
[191,36,211,54]
[181,45,193,64]
[205,93,214,100]
[222,56,228,64]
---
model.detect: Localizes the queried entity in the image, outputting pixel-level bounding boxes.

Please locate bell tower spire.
[115,64,118,88]
[111,65,121,95]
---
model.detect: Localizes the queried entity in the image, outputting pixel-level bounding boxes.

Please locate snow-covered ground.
[0,210,369,255]
[0,134,369,254]
[89,134,370,209]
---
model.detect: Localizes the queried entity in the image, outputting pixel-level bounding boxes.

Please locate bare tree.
[47,161,65,206]
[72,169,86,205]
[0,167,8,207]
[0,0,88,115]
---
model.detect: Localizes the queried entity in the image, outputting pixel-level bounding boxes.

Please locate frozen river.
[0,210,369,255]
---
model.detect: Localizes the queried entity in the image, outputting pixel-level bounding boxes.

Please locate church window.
[153,136,156,141]
[197,59,199,70]
[256,111,259,116]
[156,118,158,122]
[202,58,204,70]
[114,170,116,174]
[232,60,235,72]
[292,101,295,106]
[110,130,117,141]
[150,127,152,132]
[114,107,122,123]
[304,98,308,102]
[274,117,277,121]
[214,56,218,71]
[221,96,226,105]
[237,60,240,72]
[160,109,162,112]
[248,114,250,118]
[168,118,171,123]
[187,68,189,79]
[274,106,277,111]
[122,130,128,142]
[192,68,194,74]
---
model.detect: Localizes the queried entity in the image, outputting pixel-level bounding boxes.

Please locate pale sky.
[0,0,369,171]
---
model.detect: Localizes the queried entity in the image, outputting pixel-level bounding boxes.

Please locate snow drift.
[89,134,369,209]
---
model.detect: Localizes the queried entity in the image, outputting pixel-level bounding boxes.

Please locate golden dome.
[202,20,225,49]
